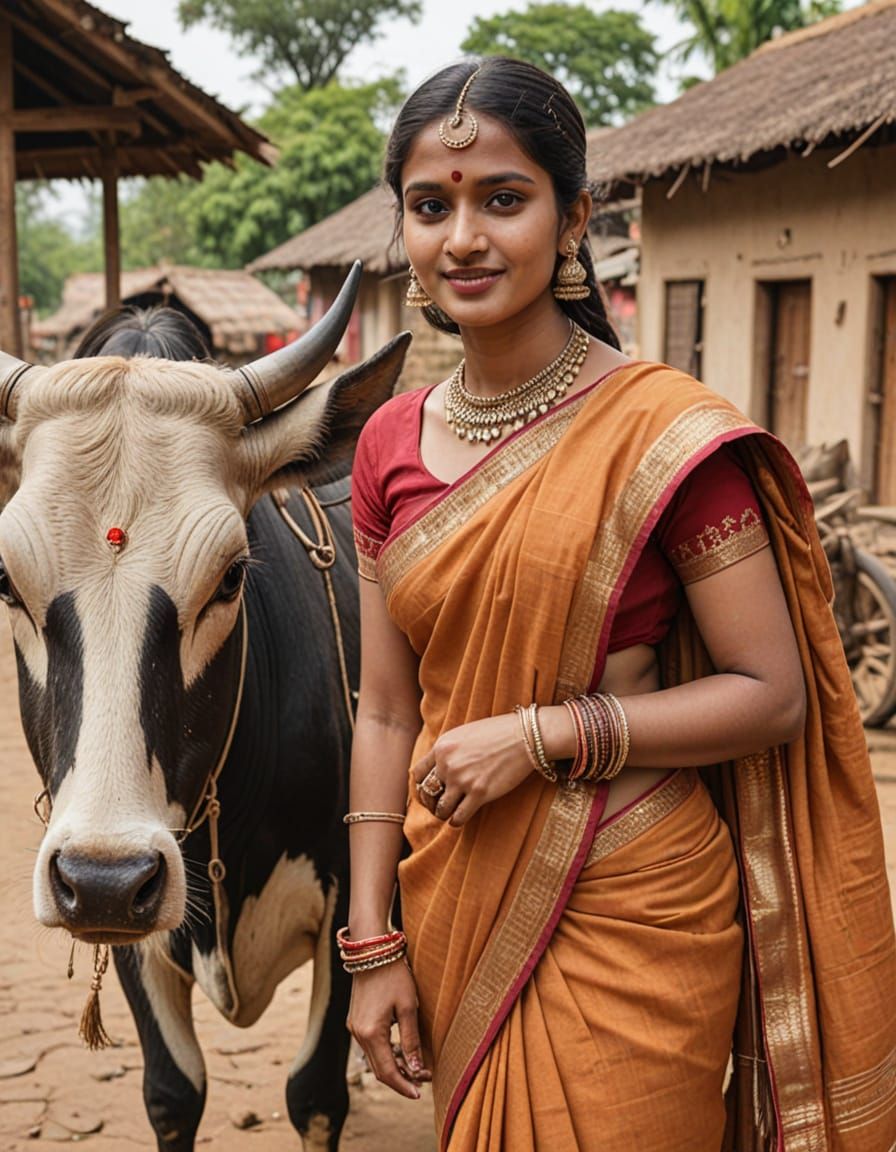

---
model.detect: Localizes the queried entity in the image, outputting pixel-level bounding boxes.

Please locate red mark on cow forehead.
[106,527,127,551]
[451,170,463,183]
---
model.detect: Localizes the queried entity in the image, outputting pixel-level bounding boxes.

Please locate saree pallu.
[375,363,896,1151]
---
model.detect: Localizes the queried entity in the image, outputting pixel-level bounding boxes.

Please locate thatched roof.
[589,0,896,192]
[249,185,404,276]
[32,266,299,353]
[7,0,274,179]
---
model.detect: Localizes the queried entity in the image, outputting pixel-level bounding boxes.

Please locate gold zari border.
[378,395,588,599]
[828,1042,896,1133]
[585,768,697,867]
[671,509,769,585]
[736,748,827,1149]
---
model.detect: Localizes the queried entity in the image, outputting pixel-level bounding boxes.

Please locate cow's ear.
[241,332,411,500]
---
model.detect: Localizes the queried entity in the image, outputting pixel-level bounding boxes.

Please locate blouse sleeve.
[655,443,770,585]
[351,419,390,582]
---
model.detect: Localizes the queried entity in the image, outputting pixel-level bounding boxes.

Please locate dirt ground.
[1,616,896,1151]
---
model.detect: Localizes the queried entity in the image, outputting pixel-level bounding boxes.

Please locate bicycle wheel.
[834,547,896,727]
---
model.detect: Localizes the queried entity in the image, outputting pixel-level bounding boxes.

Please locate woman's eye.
[415,198,447,217]
[0,559,21,607]
[489,191,522,209]
[214,559,247,603]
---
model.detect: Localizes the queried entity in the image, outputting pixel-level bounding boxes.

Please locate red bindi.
[451,170,463,183]
[106,526,127,551]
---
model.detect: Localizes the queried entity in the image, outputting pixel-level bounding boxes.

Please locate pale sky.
[98,0,688,117]
[46,0,690,227]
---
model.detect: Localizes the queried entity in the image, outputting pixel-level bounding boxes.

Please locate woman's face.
[401,113,573,331]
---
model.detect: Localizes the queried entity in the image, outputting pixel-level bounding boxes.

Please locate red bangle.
[337,927,405,952]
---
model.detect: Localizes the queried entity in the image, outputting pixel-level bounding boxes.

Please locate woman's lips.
[442,270,504,295]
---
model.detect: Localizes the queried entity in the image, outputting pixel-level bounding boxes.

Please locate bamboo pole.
[0,17,21,356]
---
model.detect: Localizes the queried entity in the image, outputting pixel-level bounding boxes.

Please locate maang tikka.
[553,236,590,301]
[405,266,432,308]
[438,67,481,150]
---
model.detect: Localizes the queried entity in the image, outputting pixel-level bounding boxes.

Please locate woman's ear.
[558,188,594,253]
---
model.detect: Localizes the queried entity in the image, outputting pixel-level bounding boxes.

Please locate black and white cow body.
[0,269,409,1152]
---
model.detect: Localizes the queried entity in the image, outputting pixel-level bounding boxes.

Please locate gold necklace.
[444,324,589,443]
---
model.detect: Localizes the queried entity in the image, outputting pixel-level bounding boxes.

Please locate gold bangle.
[343,811,406,825]
[526,704,559,783]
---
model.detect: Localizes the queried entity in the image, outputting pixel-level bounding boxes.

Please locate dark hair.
[384,56,620,350]
[73,305,211,362]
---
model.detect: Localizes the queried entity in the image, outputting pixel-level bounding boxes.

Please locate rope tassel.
[78,944,112,1051]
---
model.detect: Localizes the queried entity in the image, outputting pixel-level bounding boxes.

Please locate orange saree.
[374,362,896,1152]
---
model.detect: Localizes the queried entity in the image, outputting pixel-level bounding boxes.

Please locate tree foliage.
[658,0,841,75]
[115,78,401,271]
[16,185,101,315]
[460,3,658,126]
[178,0,421,88]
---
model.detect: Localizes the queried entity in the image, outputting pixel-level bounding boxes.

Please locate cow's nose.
[50,851,167,936]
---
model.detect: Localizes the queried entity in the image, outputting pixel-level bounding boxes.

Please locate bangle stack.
[562,693,631,782]
[336,927,408,974]
[514,704,558,782]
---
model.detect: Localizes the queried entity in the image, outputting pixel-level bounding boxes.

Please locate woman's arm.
[415,544,807,824]
[346,577,429,1099]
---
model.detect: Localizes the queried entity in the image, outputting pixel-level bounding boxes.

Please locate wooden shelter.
[31,264,301,363]
[1,0,275,356]
[587,0,896,498]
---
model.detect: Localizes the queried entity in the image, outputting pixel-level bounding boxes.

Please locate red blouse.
[352,383,768,674]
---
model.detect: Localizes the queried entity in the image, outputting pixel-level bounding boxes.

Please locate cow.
[0,262,410,1152]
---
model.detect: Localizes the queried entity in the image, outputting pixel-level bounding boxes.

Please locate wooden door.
[664,280,704,378]
[768,280,811,450]
[874,278,896,504]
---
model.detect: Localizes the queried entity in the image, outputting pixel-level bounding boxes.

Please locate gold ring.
[418,768,445,798]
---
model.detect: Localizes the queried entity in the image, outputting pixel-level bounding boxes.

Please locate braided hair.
[384,56,620,350]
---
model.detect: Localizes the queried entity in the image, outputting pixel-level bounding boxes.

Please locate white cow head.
[0,264,408,944]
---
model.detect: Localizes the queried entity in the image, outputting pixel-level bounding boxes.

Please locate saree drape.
[376,362,896,1151]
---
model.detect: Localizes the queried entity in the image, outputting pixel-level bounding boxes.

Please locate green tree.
[16,184,101,315]
[659,0,841,75]
[178,0,421,88]
[186,78,401,267]
[119,177,203,270]
[460,3,658,126]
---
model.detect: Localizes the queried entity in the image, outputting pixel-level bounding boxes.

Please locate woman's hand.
[412,713,535,826]
[347,961,431,1099]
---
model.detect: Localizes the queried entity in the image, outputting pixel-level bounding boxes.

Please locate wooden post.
[0,17,21,356]
[101,137,120,309]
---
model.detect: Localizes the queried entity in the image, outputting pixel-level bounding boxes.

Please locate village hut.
[31,265,301,365]
[249,167,640,389]
[1,0,274,355]
[589,0,896,500]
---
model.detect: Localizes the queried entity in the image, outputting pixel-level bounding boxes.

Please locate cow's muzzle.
[49,850,167,942]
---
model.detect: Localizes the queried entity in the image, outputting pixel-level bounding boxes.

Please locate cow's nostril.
[49,852,77,912]
[133,855,166,914]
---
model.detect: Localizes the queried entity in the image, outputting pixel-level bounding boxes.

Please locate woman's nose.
[444,209,486,261]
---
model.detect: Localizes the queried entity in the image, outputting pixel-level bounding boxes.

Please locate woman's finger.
[448,792,481,827]
[411,749,436,784]
[434,786,462,822]
[364,1029,421,1099]
[396,1004,431,1081]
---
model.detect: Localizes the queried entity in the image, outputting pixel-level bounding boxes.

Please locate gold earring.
[553,237,590,302]
[405,266,432,308]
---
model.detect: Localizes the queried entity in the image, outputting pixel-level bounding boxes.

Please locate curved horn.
[0,352,43,421]
[233,260,363,424]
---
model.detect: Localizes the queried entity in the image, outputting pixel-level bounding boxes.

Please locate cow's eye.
[214,559,247,603]
[0,559,21,607]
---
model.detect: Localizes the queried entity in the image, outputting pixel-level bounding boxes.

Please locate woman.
[345,57,896,1151]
